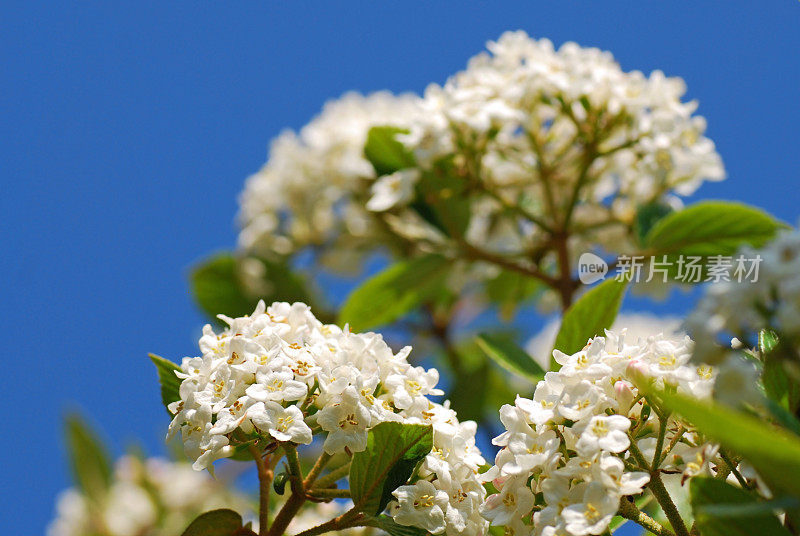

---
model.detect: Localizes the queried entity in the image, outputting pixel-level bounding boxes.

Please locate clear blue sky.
[3,2,799,534]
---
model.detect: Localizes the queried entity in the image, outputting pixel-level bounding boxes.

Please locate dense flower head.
[47,456,249,536]
[688,226,800,363]
[238,92,422,271]
[379,31,724,259]
[168,300,487,535]
[237,32,724,301]
[480,330,718,536]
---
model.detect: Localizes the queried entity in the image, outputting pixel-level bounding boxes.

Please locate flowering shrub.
[52,30,800,536]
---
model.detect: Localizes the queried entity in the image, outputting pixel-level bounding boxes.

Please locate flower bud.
[614,380,635,413]
[626,359,650,387]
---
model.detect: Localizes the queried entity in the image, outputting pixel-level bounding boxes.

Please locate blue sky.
[3,2,799,534]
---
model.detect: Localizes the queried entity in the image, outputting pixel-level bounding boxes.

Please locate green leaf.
[412,161,471,238]
[180,509,244,536]
[485,269,543,320]
[690,478,791,536]
[552,277,628,367]
[65,413,112,501]
[644,201,784,256]
[364,515,429,536]
[476,333,545,383]
[339,254,450,332]
[653,388,800,499]
[760,329,780,355]
[149,353,182,413]
[191,254,312,326]
[448,360,491,423]
[763,358,800,412]
[350,422,433,516]
[764,396,800,437]
[364,126,415,176]
[634,201,674,247]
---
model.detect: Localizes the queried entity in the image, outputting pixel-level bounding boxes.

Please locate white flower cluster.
[480,331,717,536]
[377,31,724,257]
[48,456,248,536]
[689,226,800,363]
[526,312,684,370]
[238,92,422,271]
[168,300,487,535]
[237,32,724,291]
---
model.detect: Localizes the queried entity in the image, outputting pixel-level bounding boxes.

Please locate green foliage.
[339,254,450,331]
[552,277,628,367]
[644,201,784,257]
[448,359,491,423]
[412,161,471,238]
[654,388,800,499]
[760,329,780,355]
[764,358,800,412]
[365,515,429,536]
[350,422,433,516]
[180,509,247,536]
[485,269,543,320]
[476,333,545,383]
[634,200,674,246]
[149,353,182,413]
[364,126,415,176]
[758,330,800,412]
[689,478,791,536]
[191,253,313,326]
[65,413,112,501]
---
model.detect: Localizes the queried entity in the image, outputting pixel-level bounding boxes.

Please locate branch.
[248,444,274,536]
[303,452,331,489]
[267,445,307,536]
[618,497,675,536]
[648,471,691,536]
[306,488,351,499]
[460,241,558,287]
[291,508,366,536]
[313,462,351,489]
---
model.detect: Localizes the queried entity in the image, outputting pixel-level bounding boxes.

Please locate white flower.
[575,415,631,455]
[248,402,312,444]
[527,312,684,369]
[366,169,419,212]
[316,387,373,454]
[561,482,619,536]
[246,369,308,402]
[480,476,535,527]
[392,480,450,533]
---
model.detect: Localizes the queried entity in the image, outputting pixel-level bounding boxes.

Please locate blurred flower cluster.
[238,92,422,273]
[48,456,249,536]
[689,225,800,363]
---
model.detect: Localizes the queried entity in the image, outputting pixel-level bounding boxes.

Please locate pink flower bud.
[614,380,635,412]
[626,359,650,386]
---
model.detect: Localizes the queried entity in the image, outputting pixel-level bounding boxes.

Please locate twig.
[248,444,274,536]
[303,452,331,488]
[618,497,675,536]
